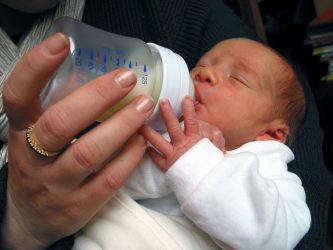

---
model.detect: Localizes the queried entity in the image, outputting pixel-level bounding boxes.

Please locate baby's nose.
[195,68,217,86]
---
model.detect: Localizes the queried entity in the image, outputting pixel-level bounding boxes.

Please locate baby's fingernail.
[183,96,194,105]
[136,134,147,145]
[136,96,154,114]
[44,33,68,55]
[115,70,137,88]
[159,98,169,106]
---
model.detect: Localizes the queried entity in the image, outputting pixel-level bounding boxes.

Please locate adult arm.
[0,33,154,250]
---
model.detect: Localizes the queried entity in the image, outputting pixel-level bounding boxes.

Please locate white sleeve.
[165,138,311,250]
[122,153,172,199]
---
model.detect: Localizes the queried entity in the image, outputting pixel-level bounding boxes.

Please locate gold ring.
[26,125,61,157]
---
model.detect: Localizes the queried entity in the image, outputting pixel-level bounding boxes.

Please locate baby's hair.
[265,45,306,145]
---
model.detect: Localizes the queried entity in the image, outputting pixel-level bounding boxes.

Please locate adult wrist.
[2,208,47,250]
[2,193,49,250]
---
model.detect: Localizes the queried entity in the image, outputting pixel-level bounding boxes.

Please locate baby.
[74,38,311,250]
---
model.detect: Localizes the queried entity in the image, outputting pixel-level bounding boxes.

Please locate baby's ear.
[255,119,289,144]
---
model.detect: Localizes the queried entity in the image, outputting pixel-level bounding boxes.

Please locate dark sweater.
[1,0,332,249]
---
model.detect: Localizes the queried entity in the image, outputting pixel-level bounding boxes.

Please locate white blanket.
[73,191,220,250]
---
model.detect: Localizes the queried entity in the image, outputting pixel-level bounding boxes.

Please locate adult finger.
[33,68,137,152]
[52,95,154,188]
[75,133,148,209]
[3,33,69,130]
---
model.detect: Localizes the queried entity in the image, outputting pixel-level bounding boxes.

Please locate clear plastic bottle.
[41,17,194,131]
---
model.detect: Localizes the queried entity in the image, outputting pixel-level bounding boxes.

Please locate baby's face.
[190,38,284,150]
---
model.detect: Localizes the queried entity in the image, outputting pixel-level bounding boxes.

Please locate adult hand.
[2,33,154,250]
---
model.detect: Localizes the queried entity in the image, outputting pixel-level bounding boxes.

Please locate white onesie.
[74,139,311,250]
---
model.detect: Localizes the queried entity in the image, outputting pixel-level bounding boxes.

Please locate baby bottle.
[41,17,194,131]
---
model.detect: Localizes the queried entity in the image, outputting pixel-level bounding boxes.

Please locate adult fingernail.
[44,33,68,55]
[136,96,154,114]
[115,70,137,88]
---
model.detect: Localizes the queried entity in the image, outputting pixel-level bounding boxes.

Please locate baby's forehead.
[210,39,280,68]
[219,39,289,71]
[205,39,269,62]
[216,38,278,57]
[214,38,262,50]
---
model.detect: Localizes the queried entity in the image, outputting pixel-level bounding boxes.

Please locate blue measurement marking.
[90,50,94,60]
[100,64,107,73]
[75,48,82,67]
[88,61,94,70]
[144,64,147,72]
[102,47,109,54]
[116,58,120,66]
[103,55,107,63]
[129,61,132,68]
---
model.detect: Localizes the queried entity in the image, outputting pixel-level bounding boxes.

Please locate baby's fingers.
[147,147,169,172]
[159,99,184,144]
[212,132,226,152]
[182,96,199,135]
[198,120,226,152]
[140,124,173,157]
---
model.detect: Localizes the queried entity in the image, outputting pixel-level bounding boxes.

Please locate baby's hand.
[198,120,226,152]
[141,97,203,172]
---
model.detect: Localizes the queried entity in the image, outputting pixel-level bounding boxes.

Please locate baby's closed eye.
[230,74,250,87]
